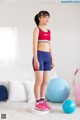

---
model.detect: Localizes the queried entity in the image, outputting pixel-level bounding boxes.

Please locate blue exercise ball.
[46,77,70,102]
[62,99,76,114]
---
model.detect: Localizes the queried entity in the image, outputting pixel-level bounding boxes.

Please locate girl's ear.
[38,17,41,22]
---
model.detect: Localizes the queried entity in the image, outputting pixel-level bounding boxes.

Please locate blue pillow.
[0,85,8,101]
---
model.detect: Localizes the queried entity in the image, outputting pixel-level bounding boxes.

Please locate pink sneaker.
[43,101,52,110]
[35,102,49,111]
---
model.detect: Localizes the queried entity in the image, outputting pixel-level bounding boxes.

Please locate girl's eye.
[44,16,47,18]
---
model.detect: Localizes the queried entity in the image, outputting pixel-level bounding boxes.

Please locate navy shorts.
[32,50,52,71]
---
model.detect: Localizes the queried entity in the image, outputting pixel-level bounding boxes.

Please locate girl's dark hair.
[34,11,50,26]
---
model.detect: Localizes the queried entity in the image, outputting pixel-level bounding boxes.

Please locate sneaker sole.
[31,108,49,115]
[35,107,49,111]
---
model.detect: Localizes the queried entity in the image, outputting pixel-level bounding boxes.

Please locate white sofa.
[0,67,58,120]
[0,66,58,103]
[0,70,78,120]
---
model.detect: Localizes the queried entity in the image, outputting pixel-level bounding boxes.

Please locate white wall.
[0,1,80,91]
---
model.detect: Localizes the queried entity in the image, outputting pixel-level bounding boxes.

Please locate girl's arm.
[32,27,39,60]
[49,30,54,60]
[49,40,54,60]
[49,38,54,69]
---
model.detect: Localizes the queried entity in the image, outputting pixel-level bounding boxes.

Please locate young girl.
[32,11,54,111]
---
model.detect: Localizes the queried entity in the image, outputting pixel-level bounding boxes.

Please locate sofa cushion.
[8,81,28,102]
[23,81,35,103]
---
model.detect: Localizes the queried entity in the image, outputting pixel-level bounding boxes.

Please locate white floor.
[0,93,80,120]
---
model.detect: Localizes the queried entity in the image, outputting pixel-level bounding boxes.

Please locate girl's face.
[38,15,50,25]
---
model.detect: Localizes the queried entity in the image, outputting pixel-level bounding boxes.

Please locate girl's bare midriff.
[37,42,50,52]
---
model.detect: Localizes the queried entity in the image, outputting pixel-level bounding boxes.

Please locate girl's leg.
[40,71,52,110]
[40,71,50,98]
[34,71,44,101]
[34,71,49,111]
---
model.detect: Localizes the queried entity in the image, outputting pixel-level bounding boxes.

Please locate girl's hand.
[34,58,40,71]
[50,58,54,69]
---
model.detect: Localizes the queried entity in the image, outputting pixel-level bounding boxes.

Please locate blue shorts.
[32,50,52,71]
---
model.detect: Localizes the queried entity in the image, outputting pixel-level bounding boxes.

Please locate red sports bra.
[37,27,51,43]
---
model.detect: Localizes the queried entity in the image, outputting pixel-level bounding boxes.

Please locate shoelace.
[40,102,45,106]
[43,101,51,107]
[44,101,48,105]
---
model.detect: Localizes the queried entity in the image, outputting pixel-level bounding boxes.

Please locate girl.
[32,11,54,111]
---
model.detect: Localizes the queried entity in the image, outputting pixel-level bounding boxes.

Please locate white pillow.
[8,81,28,102]
[24,81,35,103]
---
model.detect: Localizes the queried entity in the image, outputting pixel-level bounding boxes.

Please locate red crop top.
[37,27,51,43]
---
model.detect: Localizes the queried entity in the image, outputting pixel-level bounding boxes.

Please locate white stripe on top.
[38,39,50,43]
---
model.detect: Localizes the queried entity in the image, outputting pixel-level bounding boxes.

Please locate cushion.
[24,81,35,103]
[0,85,8,101]
[8,81,28,102]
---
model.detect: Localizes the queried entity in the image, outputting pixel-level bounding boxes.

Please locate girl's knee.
[35,81,43,86]
[42,81,48,86]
